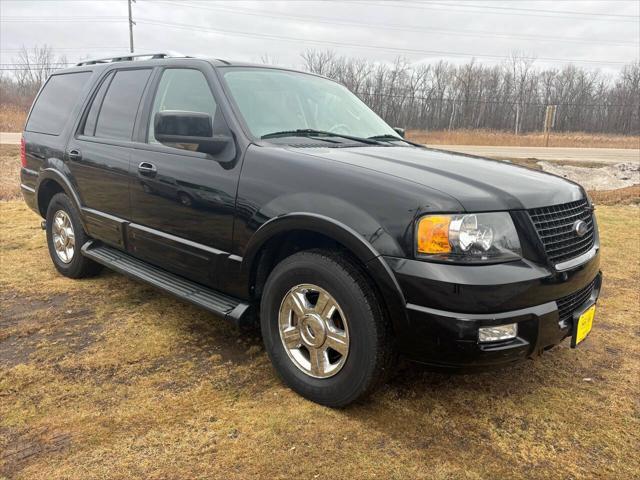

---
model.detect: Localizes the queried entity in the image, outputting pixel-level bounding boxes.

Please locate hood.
[295,145,585,211]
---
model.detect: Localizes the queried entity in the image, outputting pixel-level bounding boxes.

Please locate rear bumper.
[20,166,40,215]
[384,252,601,370]
[20,182,38,213]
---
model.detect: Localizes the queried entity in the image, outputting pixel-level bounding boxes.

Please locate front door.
[129,67,239,288]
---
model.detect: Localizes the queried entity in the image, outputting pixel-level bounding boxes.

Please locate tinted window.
[26,71,92,135]
[94,69,151,140]
[148,69,217,143]
[83,72,114,136]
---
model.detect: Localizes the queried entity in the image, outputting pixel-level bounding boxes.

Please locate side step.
[81,241,251,327]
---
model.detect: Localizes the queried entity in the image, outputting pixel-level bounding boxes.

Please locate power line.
[153,0,638,48]
[0,63,73,66]
[420,0,640,18]
[1,47,130,52]
[1,17,127,22]
[360,1,640,23]
[135,18,635,66]
[413,1,640,19]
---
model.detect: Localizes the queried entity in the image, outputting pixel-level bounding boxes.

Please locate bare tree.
[298,49,638,135]
[12,45,67,101]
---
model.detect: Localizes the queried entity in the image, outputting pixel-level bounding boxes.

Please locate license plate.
[571,304,595,348]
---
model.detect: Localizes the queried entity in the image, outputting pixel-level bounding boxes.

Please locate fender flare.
[243,212,409,333]
[36,169,87,229]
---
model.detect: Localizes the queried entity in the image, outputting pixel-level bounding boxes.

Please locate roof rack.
[76,52,191,66]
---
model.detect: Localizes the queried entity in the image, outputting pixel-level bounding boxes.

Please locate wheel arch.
[36,169,86,228]
[243,213,409,334]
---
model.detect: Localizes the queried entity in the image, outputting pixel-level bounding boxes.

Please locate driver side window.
[148,69,217,144]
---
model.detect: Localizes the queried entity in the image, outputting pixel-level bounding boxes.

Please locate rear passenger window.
[94,69,151,140]
[26,71,92,135]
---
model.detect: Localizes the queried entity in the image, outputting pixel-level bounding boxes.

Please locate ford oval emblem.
[573,220,588,237]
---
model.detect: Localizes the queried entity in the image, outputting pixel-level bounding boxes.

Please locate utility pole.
[128,0,135,53]
[544,105,557,147]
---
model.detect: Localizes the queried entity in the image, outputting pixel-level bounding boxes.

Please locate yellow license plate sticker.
[576,305,595,345]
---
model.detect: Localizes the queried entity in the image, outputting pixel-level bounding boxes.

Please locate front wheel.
[260,250,394,407]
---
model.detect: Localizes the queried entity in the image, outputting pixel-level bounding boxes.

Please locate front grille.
[528,199,595,265]
[556,279,596,325]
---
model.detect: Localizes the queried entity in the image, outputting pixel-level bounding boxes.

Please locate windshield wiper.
[367,134,421,147]
[261,129,383,145]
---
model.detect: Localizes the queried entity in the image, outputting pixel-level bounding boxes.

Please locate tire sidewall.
[46,193,88,277]
[261,252,380,406]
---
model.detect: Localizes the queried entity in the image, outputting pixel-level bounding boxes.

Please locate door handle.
[68,149,82,161]
[138,162,157,174]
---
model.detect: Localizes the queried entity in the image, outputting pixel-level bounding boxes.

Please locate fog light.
[478,323,517,343]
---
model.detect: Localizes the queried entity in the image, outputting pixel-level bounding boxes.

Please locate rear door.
[128,65,240,288]
[22,70,94,205]
[67,67,152,247]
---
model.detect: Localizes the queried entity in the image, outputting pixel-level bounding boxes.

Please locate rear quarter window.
[25,71,92,135]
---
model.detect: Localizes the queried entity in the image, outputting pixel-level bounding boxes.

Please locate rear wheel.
[45,193,102,278]
[260,250,394,407]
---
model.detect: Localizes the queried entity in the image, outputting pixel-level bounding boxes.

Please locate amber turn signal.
[417,215,452,254]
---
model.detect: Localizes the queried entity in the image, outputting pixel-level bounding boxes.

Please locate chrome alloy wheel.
[278,284,350,378]
[51,210,75,263]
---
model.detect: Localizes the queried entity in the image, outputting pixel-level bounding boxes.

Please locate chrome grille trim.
[528,199,595,266]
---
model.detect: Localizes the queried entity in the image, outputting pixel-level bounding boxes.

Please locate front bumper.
[385,252,601,369]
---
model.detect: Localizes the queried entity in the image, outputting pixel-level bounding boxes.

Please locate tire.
[260,249,395,407]
[45,192,102,278]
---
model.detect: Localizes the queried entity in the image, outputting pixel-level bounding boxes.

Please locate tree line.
[1,46,638,134]
[300,50,640,135]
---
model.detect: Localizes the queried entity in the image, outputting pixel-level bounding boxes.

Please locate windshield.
[221,67,398,140]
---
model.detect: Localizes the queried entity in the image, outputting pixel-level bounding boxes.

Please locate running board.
[81,241,251,327]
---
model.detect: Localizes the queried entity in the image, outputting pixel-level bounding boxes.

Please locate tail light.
[20,137,27,167]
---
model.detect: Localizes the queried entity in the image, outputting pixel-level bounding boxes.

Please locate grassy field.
[0,107,27,133]
[407,129,640,149]
[1,150,639,479]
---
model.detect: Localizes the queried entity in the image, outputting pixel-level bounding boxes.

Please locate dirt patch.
[538,161,639,190]
[0,427,73,477]
[0,290,102,368]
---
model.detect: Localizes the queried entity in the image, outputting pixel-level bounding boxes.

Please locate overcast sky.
[1,0,639,75]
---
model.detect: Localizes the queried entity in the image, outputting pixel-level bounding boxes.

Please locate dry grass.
[0,106,27,133]
[0,146,21,201]
[589,185,640,206]
[408,129,640,149]
[1,151,640,478]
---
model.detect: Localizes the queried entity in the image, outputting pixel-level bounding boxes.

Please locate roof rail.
[76,52,191,66]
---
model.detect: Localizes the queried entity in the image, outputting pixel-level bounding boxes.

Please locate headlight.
[416,212,521,263]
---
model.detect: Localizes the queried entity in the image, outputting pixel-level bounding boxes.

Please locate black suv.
[20,53,601,407]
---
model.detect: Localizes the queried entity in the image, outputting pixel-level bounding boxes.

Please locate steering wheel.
[328,123,351,135]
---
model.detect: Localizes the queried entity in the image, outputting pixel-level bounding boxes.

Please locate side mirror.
[393,127,406,138]
[154,111,231,156]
